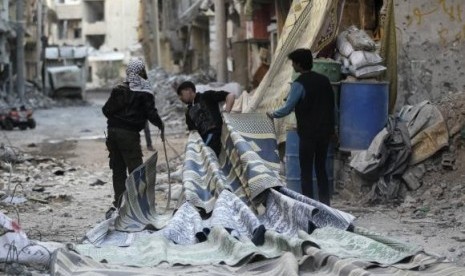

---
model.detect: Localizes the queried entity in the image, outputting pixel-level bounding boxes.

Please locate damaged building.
[46,0,142,90]
[1,0,44,102]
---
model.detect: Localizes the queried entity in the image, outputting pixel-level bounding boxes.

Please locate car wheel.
[3,118,13,130]
[28,119,36,129]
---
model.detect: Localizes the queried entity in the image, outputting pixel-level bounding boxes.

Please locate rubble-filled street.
[1,91,465,275]
[2,0,465,275]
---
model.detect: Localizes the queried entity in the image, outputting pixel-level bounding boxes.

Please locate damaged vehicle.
[0,105,36,130]
[44,46,88,99]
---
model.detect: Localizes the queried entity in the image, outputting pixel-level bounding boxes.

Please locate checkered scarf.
[125,58,153,94]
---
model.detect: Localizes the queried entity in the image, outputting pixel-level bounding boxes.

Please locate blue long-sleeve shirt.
[272,82,305,118]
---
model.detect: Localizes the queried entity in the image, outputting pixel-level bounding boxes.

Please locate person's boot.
[105,206,117,219]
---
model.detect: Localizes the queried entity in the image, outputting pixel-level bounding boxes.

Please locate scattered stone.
[62,212,72,218]
[27,197,49,204]
[451,184,463,192]
[32,186,45,192]
[90,179,106,186]
[0,145,20,163]
[54,169,65,176]
[452,236,465,242]
[27,143,37,148]
[449,247,456,252]
[441,153,456,170]
[46,194,73,203]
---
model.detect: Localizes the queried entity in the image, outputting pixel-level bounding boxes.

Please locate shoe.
[105,207,117,219]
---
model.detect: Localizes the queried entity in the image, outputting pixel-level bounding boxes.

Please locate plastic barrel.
[285,129,334,198]
[331,82,340,127]
[339,81,389,151]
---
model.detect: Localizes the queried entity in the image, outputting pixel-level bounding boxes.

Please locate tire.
[19,124,27,131]
[3,118,13,130]
[28,119,36,129]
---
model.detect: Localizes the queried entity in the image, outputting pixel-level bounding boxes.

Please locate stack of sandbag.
[335,26,386,79]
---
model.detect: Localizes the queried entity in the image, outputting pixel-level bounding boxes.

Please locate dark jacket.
[185,90,228,137]
[294,71,335,138]
[102,82,163,132]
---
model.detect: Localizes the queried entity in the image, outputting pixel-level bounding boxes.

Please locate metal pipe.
[214,0,227,82]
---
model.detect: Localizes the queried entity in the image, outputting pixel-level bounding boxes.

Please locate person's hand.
[160,123,165,142]
[266,111,274,120]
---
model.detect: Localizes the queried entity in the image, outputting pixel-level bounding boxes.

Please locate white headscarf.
[125,58,153,94]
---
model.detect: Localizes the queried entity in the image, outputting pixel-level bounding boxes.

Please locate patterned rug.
[71,113,463,275]
[233,0,345,143]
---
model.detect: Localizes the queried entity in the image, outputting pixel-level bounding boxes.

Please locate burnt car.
[0,105,36,130]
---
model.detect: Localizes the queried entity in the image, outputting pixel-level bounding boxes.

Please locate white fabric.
[0,212,63,265]
[125,58,153,94]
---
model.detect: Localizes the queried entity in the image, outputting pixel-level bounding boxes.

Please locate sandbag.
[349,51,383,69]
[349,65,386,79]
[346,26,376,51]
[336,31,354,57]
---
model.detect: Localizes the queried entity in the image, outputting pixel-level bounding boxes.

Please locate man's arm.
[269,82,304,118]
[144,94,164,130]
[204,90,235,112]
[185,110,196,131]
[224,93,235,113]
[102,87,124,118]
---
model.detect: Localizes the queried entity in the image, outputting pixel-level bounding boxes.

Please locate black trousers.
[299,135,331,206]
[203,129,222,157]
[106,128,143,208]
[143,121,153,148]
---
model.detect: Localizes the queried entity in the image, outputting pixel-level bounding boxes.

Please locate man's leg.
[119,130,143,179]
[106,130,127,208]
[314,138,330,206]
[206,130,222,157]
[299,137,316,198]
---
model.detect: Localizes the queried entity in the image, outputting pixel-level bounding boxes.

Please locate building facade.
[46,0,142,89]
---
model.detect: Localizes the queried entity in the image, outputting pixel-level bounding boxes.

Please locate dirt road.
[1,93,464,266]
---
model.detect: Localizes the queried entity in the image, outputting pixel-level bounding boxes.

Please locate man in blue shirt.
[267,48,335,206]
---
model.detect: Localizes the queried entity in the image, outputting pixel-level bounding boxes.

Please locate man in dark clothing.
[267,48,335,206]
[102,58,164,218]
[176,81,235,157]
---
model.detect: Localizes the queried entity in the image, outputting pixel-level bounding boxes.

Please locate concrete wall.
[104,0,140,54]
[395,0,465,109]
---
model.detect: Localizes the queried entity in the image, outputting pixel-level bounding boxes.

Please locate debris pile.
[337,92,465,207]
[0,146,104,205]
[0,82,55,110]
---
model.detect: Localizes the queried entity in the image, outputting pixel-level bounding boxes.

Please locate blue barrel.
[339,81,389,151]
[285,129,334,199]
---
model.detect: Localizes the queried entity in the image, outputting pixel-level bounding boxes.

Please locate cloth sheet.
[232,0,344,143]
[48,112,461,275]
